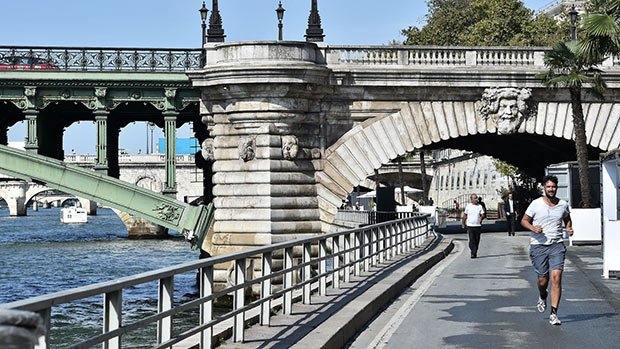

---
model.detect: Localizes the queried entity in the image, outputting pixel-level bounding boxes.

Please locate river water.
[0,207,201,347]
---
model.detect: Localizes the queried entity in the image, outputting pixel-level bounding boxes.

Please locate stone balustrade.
[203,43,618,69]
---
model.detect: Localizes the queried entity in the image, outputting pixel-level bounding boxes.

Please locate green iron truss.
[0,144,213,248]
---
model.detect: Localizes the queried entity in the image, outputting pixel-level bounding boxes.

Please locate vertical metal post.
[332,236,341,289]
[399,222,406,252]
[200,266,213,349]
[391,224,397,258]
[260,252,272,326]
[344,234,351,283]
[319,239,327,296]
[163,113,178,196]
[157,276,174,344]
[378,226,386,263]
[303,242,312,304]
[371,227,378,266]
[37,308,51,349]
[354,231,361,276]
[233,258,246,342]
[363,229,370,271]
[103,290,122,349]
[283,247,293,315]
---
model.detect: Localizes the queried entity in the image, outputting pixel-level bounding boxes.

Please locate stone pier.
[190,42,330,281]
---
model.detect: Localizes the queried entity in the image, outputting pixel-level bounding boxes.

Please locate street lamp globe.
[199,1,208,22]
[276,1,285,41]
[276,1,285,21]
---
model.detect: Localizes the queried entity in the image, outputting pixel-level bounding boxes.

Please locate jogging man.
[462,193,485,258]
[521,175,573,325]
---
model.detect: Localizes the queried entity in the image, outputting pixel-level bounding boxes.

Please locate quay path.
[349,231,620,349]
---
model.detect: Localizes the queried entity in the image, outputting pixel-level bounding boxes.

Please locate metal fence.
[335,210,418,225]
[0,214,431,348]
[0,46,203,72]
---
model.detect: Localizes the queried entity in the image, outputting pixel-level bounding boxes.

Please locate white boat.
[60,206,88,224]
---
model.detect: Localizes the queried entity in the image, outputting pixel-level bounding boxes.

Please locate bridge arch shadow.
[317,101,613,226]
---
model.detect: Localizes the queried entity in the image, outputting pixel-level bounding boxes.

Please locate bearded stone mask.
[479,87,535,135]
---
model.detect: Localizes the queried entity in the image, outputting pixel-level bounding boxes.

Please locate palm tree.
[538,41,606,208]
[581,0,620,59]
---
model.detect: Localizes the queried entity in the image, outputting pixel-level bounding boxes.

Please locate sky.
[2,0,558,154]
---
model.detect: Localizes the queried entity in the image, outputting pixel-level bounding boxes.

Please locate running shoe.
[549,313,561,325]
[537,296,547,313]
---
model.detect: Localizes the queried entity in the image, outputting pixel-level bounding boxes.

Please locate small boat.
[60,206,87,224]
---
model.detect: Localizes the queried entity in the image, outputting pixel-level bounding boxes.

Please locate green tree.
[538,41,606,208]
[402,0,566,46]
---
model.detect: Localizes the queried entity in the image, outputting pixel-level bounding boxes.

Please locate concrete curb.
[292,235,454,349]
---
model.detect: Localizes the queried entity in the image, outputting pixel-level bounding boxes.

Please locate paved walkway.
[349,232,620,349]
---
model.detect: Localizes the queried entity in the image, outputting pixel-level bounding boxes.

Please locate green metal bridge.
[0,144,213,245]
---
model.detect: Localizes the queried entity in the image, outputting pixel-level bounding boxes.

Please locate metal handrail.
[1,214,431,348]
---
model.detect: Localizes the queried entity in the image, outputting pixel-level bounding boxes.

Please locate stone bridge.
[189,42,620,256]
[2,42,620,256]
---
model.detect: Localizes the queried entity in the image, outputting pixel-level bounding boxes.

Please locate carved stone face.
[478,87,534,135]
[201,139,214,161]
[282,135,299,160]
[496,98,521,135]
[238,137,256,162]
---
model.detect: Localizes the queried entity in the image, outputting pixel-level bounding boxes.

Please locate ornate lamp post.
[199,1,209,66]
[276,1,285,41]
[569,5,578,41]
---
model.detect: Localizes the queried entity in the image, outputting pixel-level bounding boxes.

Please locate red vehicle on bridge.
[0,55,57,70]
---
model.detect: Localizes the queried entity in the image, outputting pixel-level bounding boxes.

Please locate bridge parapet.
[0,46,203,72]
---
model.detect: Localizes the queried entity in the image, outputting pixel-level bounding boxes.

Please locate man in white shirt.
[504,192,518,236]
[521,175,573,326]
[462,193,485,258]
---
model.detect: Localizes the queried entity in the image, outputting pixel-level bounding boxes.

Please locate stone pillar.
[94,111,109,174]
[162,112,178,197]
[189,42,330,268]
[24,110,39,153]
[5,182,28,216]
[78,197,97,216]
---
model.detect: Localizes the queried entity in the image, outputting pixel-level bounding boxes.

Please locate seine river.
[0,207,201,347]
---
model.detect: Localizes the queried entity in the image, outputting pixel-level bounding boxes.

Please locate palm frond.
[583,14,620,37]
[589,73,607,100]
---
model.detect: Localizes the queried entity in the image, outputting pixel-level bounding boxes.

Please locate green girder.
[0,144,212,247]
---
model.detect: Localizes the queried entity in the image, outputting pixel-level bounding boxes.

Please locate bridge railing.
[335,209,419,225]
[0,46,203,72]
[322,45,618,68]
[7,44,615,72]
[0,214,431,348]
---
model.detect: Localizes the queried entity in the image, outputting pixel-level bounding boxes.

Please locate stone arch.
[316,101,620,228]
[135,175,163,192]
[24,185,54,205]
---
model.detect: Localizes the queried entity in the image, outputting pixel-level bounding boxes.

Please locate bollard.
[0,309,45,349]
